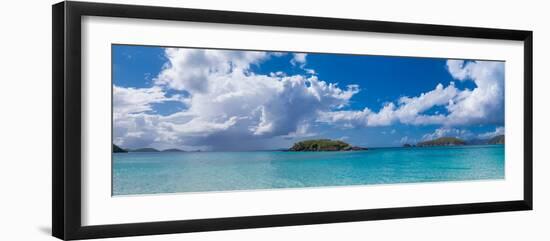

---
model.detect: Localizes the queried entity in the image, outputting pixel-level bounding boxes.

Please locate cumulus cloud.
[318,60,504,128]
[291,53,307,67]
[154,48,270,93]
[445,60,504,125]
[291,53,316,76]
[317,83,457,127]
[113,85,181,116]
[114,48,358,150]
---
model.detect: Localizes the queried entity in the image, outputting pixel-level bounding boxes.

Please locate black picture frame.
[52,1,533,240]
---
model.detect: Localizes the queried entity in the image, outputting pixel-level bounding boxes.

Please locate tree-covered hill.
[289,139,367,151]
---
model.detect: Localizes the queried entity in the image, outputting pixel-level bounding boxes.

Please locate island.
[488,135,505,144]
[113,146,189,153]
[113,144,127,153]
[416,135,505,147]
[130,147,160,152]
[289,139,368,152]
[466,134,505,145]
[416,137,466,147]
[161,148,185,152]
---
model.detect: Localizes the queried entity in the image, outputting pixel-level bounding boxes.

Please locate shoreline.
[113,144,504,154]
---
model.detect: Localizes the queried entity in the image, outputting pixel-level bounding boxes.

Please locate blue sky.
[112,44,505,150]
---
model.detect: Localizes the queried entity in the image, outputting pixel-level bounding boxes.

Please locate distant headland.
[113,144,128,153]
[416,137,466,147]
[289,139,367,152]
[487,135,505,144]
[112,144,185,153]
[403,135,505,147]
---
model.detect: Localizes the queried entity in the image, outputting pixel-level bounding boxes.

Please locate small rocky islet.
[288,139,367,152]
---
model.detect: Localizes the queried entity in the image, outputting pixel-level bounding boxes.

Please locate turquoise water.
[113,145,504,195]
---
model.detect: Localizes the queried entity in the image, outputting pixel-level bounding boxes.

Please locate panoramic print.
[112,45,505,195]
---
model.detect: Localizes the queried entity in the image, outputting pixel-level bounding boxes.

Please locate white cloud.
[154,48,270,93]
[291,53,318,76]
[399,136,417,144]
[445,60,505,125]
[113,85,180,117]
[394,83,459,124]
[304,68,316,75]
[421,127,473,141]
[281,123,318,140]
[317,107,371,127]
[477,126,505,139]
[269,71,286,77]
[446,59,470,80]
[317,82,456,127]
[114,48,358,150]
[291,53,307,66]
[317,60,504,128]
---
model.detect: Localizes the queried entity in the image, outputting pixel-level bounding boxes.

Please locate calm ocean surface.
[113,145,504,195]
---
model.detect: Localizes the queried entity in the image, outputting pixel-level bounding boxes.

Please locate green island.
[289,139,368,152]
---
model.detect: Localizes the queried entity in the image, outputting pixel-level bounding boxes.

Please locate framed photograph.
[52,1,533,240]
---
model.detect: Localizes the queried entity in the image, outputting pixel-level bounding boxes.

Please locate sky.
[112,44,505,151]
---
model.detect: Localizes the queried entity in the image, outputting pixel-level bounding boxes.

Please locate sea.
[112,145,504,195]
